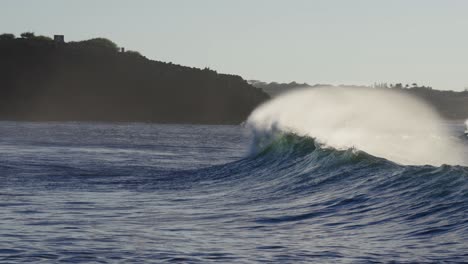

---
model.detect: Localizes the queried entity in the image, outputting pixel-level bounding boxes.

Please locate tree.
[79,38,119,51]
[125,50,143,57]
[0,33,15,40]
[33,35,53,41]
[20,32,35,39]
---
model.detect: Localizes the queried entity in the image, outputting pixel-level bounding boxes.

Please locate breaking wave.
[247,87,466,166]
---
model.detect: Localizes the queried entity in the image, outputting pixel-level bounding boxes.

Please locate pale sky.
[2,0,467,91]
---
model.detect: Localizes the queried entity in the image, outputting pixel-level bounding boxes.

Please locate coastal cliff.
[0,33,269,124]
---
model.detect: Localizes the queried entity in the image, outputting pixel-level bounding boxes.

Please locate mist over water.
[247,87,466,166]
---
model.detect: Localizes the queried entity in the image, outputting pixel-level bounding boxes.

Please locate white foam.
[247,87,466,166]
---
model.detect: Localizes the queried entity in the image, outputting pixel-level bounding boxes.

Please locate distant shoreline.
[250,81,468,120]
[0,33,269,125]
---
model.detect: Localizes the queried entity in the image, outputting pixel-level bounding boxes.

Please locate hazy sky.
[2,0,467,91]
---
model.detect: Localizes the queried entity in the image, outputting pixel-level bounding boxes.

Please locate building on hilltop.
[54,35,65,43]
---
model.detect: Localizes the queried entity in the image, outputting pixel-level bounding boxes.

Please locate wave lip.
[247,87,466,166]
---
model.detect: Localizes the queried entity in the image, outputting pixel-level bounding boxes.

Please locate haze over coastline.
[1,32,467,123]
[0,34,268,124]
[250,80,468,120]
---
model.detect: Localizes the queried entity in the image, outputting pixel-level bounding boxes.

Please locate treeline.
[250,80,468,120]
[0,33,269,124]
[374,83,468,120]
[248,80,316,97]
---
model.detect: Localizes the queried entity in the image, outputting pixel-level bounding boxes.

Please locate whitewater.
[247,86,466,166]
[0,90,467,263]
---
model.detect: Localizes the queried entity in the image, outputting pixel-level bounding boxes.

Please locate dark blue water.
[0,121,467,263]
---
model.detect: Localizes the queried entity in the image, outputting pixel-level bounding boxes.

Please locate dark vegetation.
[0,33,269,124]
[249,80,329,97]
[250,80,468,120]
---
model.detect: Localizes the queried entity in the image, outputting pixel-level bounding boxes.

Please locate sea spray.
[247,87,465,166]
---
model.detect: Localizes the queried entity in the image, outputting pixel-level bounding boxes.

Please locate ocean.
[0,120,467,263]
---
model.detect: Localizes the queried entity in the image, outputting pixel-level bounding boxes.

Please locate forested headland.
[0,33,269,124]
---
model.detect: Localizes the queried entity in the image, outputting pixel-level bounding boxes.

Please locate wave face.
[247,87,466,166]
[1,122,467,262]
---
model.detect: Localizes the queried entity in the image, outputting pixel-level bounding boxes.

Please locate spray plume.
[247,87,465,166]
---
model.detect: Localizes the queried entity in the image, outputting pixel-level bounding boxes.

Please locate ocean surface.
[0,121,467,263]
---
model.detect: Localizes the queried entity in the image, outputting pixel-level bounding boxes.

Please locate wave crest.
[247,87,466,166]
